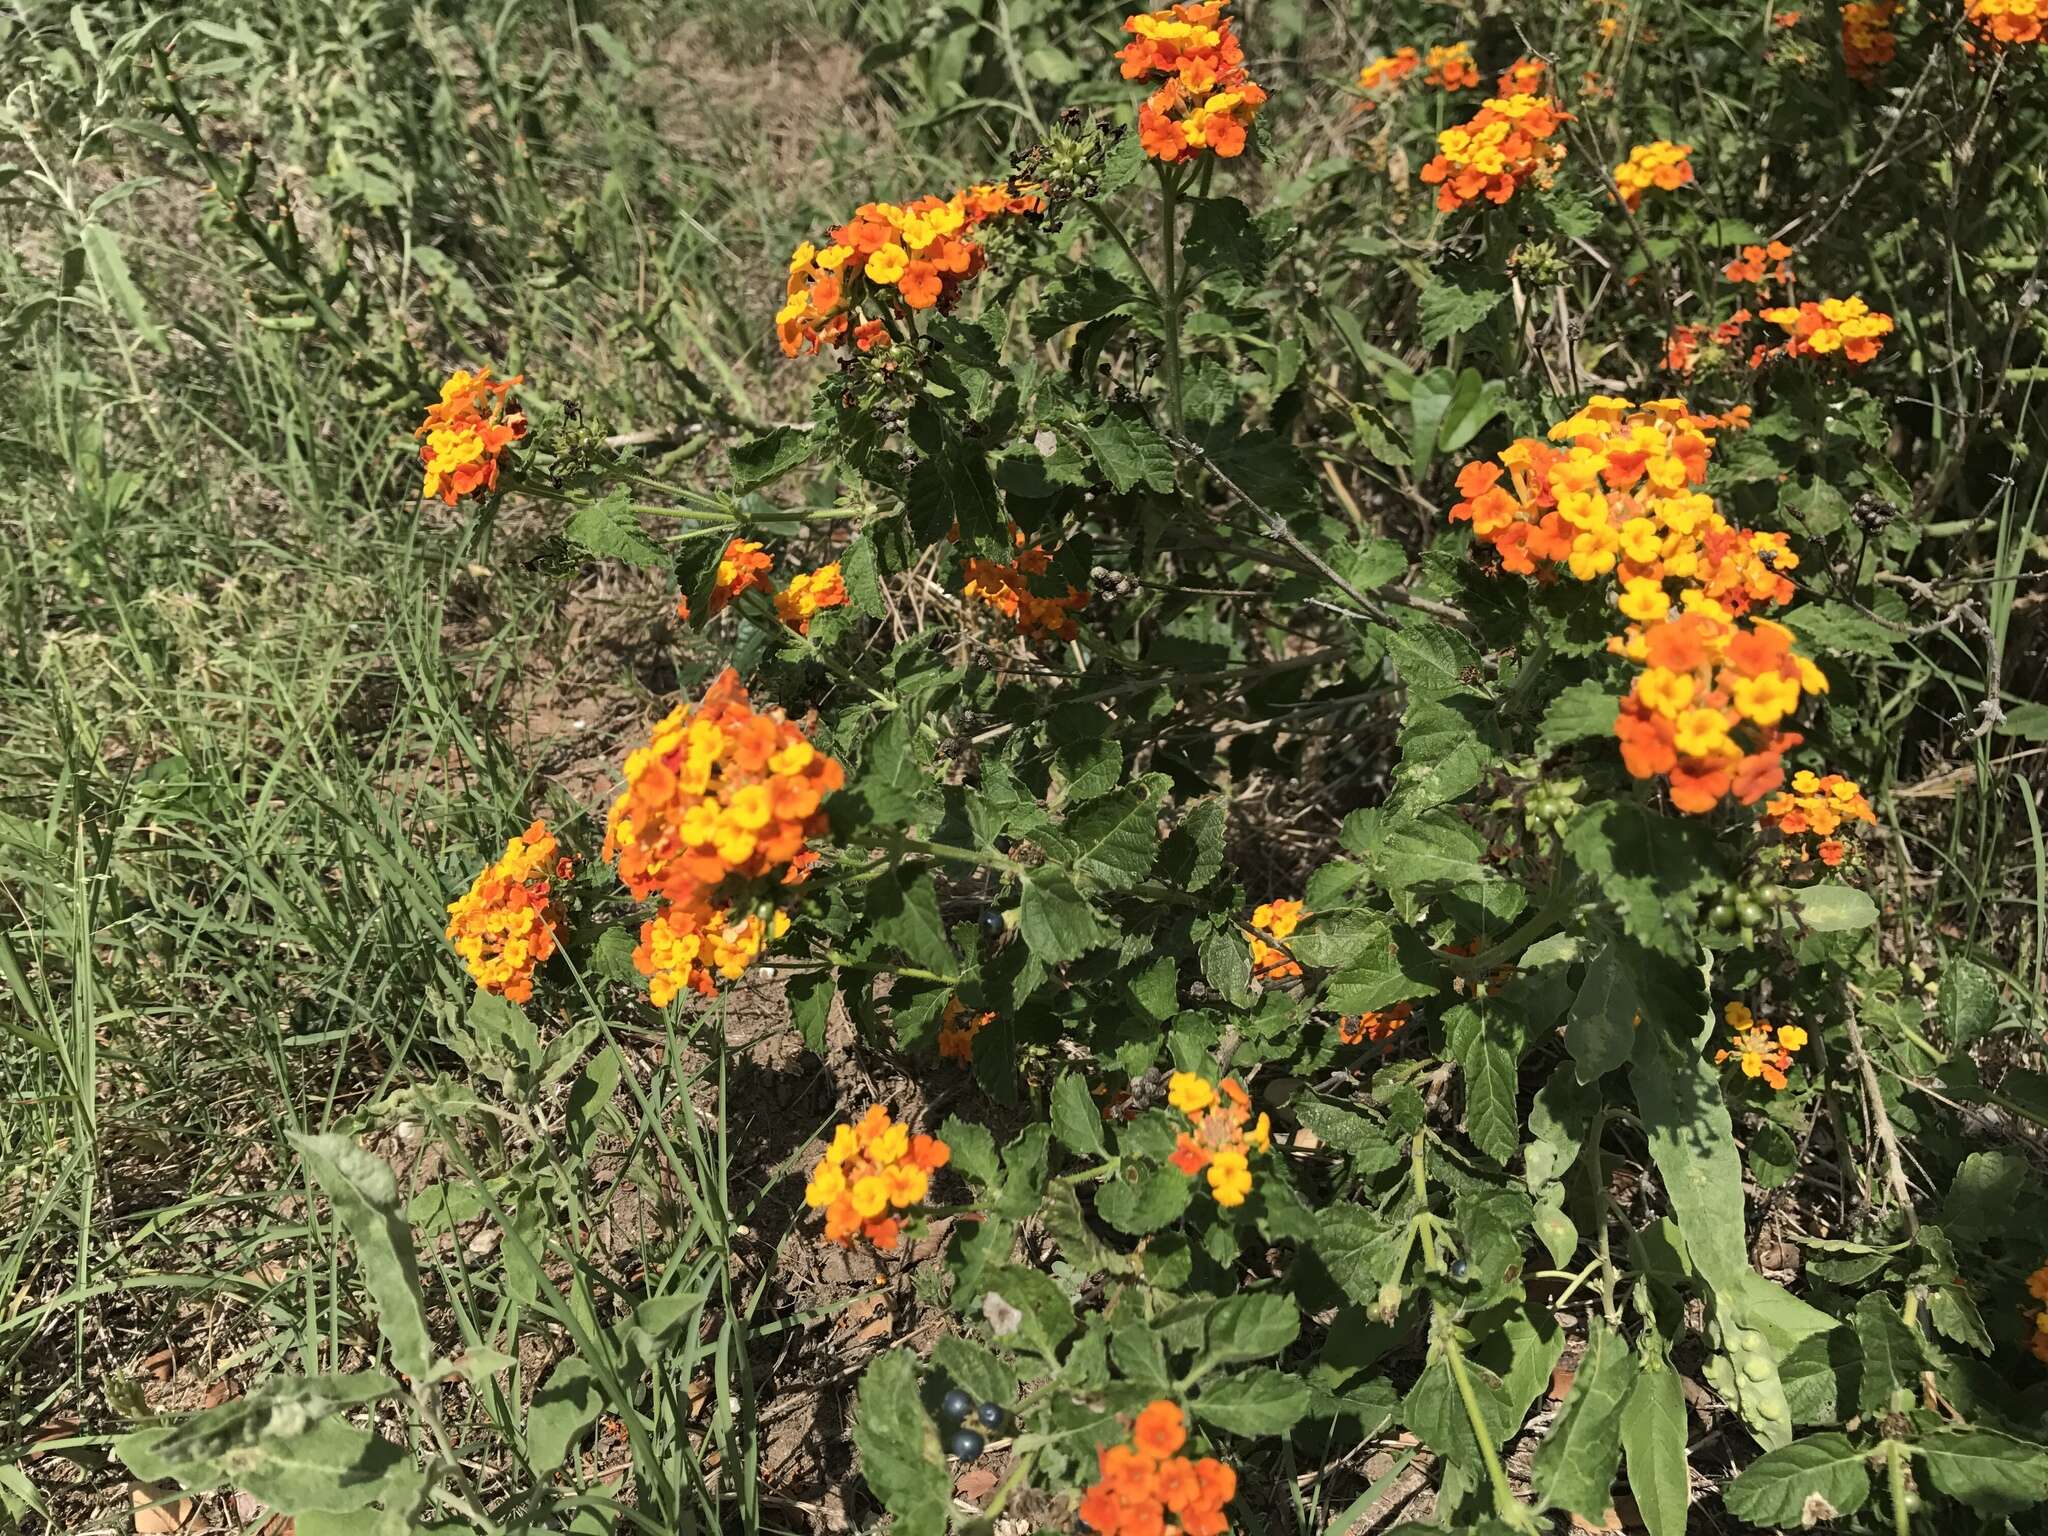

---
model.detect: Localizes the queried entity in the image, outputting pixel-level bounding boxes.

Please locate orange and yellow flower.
[1757,295,1894,365]
[1497,56,1548,95]
[1419,94,1571,211]
[960,526,1089,642]
[678,538,776,623]
[445,820,571,1003]
[1841,0,1899,81]
[1166,1073,1271,1207]
[417,368,524,505]
[603,669,842,1002]
[1357,46,1419,104]
[1613,140,1694,211]
[1246,898,1304,981]
[803,1105,950,1250]
[1967,0,2046,45]
[2024,1263,2048,1363]
[1339,1002,1412,1046]
[1120,3,1268,163]
[1724,241,1796,289]
[1078,1402,1237,1536]
[1762,769,1877,866]
[774,563,849,635]
[1422,42,1482,90]
[777,183,1042,356]
[1713,1001,1807,1091]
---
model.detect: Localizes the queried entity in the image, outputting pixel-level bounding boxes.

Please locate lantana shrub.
[120,2,2048,1532]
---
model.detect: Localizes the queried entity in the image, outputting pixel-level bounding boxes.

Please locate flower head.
[1246,898,1305,980]
[1712,1000,1805,1091]
[774,563,850,634]
[1613,141,1694,211]
[1419,94,1572,211]
[1357,46,1419,105]
[938,997,996,1062]
[960,524,1088,642]
[1120,3,1268,163]
[1966,0,2046,46]
[1080,1402,1237,1536]
[805,1105,949,1249]
[678,538,776,623]
[417,369,524,505]
[1339,1002,1413,1045]
[1166,1075,1270,1206]
[1842,0,1900,81]
[1755,295,1894,365]
[445,820,570,1002]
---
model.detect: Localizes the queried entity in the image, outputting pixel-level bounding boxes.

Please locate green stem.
[1441,1321,1539,1532]
[1887,1439,1912,1536]
[1586,1105,1622,1326]
[1156,163,1185,435]
[882,834,1025,874]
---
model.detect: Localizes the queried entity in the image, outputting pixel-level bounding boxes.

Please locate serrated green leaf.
[1201,1293,1300,1368]
[939,1115,999,1190]
[1937,957,2002,1049]
[1565,801,1719,958]
[1194,1367,1311,1436]
[931,1335,1017,1410]
[1446,1003,1520,1166]
[1418,277,1506,347]
[1918,1428,2048,1514]
[1566,947,1640,1084]
[1851,1294,1923,1415]
[1629,1022,1745,1297]
[1794,884,1876,932]
[1287,911,1387,971]
[853,1351,949,1535]
[1097,1160,1193,1235]
[727,424,816,491]
[1311,1208,1411,1309]
[868,867,956,977]
[1722,1433,1871,1527]
[1539,680,1621,753]
[1050,1072,1106,1158]
[1076,409,1176,494]
[564,490,665,568]
[1051,778,1165,891]
[1019,870,1115,965]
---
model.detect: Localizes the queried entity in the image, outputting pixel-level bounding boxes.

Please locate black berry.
[1450,1257,1470,1279]
[949,1428,986,1461]
[939,1388,974,1424]
[975,1401,1006,1431]
[981,909,1005,937]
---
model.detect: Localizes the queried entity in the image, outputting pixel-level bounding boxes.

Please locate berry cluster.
[1118,2,1268,163]
[1079,1401,1237,1536]
[803,1105,950,1250]
[1166,1073,1271,1206]
[777,182,1043,357]
[936,1386,1006,1462]
[1713,1001,1809,1091]
[417,368,524,505]
[444,820,571,1003]
[1419,93,1572,211]
[1245,898,1304,981]
[1613,140,1694,211]
[602,669,842,1002]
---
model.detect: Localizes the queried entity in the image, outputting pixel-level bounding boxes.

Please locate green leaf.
[290,1135,436,1381]
[1403,1351,1513,1460]
[1370,809,1490,894]
[1851,1294,1923,1415]
[853,1351,950,1536]
[938,1115,999,1190]
[1937,957,2002,1049]
[527,1358,603,1474]
[1097,1161,1192,1235]
[564,490,665,568]
[1394,696,1496,813]
[1201,1293,1301,1368]
[1565,801,1719,959]
[1417,277,1506,348]
[1532,1321,1634,1520]
[1621,1358,1690,1536]
[1050,1072,1106,1158]
[1781,599,1899,659]
[1019,870,1115,965]
[1181,196,1265,281]
[1076,409,1177,494]
[1794,884,1877,932]
[1048,777,1165,891]
[931,1335,1018,1410]
[1566,946,1643,1084]
[1158,798,1226,890]
[1438,369,1509,456]
[671,531,727,627]
[1311,1208,1411,1310]
[1287,911,1388,971]
[1918,1428,2048,1514]
[1378,612,1482,696]
[1194,1368,1311,1436]
[83,223,168,351]
[868,867,956,976]
[1446,1003,1519,1166]
[1539,680,1621,753]
[1629,1023,1745,1297]
[1722,1434,1872,1527]
[787,968,834,1053]
[980,1264,1077,1360]
[727,424,816,492]
[907,409,1002,550]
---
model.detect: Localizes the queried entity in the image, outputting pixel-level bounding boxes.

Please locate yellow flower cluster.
[773,564,849,635]
[803,1105,950,1250]
[1166,1073,1271,1205]
[1613,140,1694,211]
[1712,1001,1808,1091]
[1245,898,1303,980]
[444,820,571,1003]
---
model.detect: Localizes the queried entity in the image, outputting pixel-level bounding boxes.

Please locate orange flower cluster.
[961,528,1088,642]
[1497,56,1548,95]
[1079,1402,1236,1536]
[1613,140,1694,211]
[803,1105,950,1250]
[1423,42,1481,89]
[1967,0,2046,44]
[1357,47,1419,103]
[603,669,843,1002]
[1339,1002,1412,1045]
[1725,241,1796,288]
[1245,898,1304,980]
[1762,769,1876,866]
[1419,94,1571,211]
[2024,1264,2048,1363]
[774,564,849,635]
[1166,1073,1271,1206]
[1758,296,1894,365]
[1713,1001,1808,1091]
[417,368,524,505]
[1452,396,1829,813]
[445,820,571,1003]
[1841,0,1899,81]
[677,538,776,623]
[1119,2,1268,163]
[938,997,996,1062]
[777,182,1043,356]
